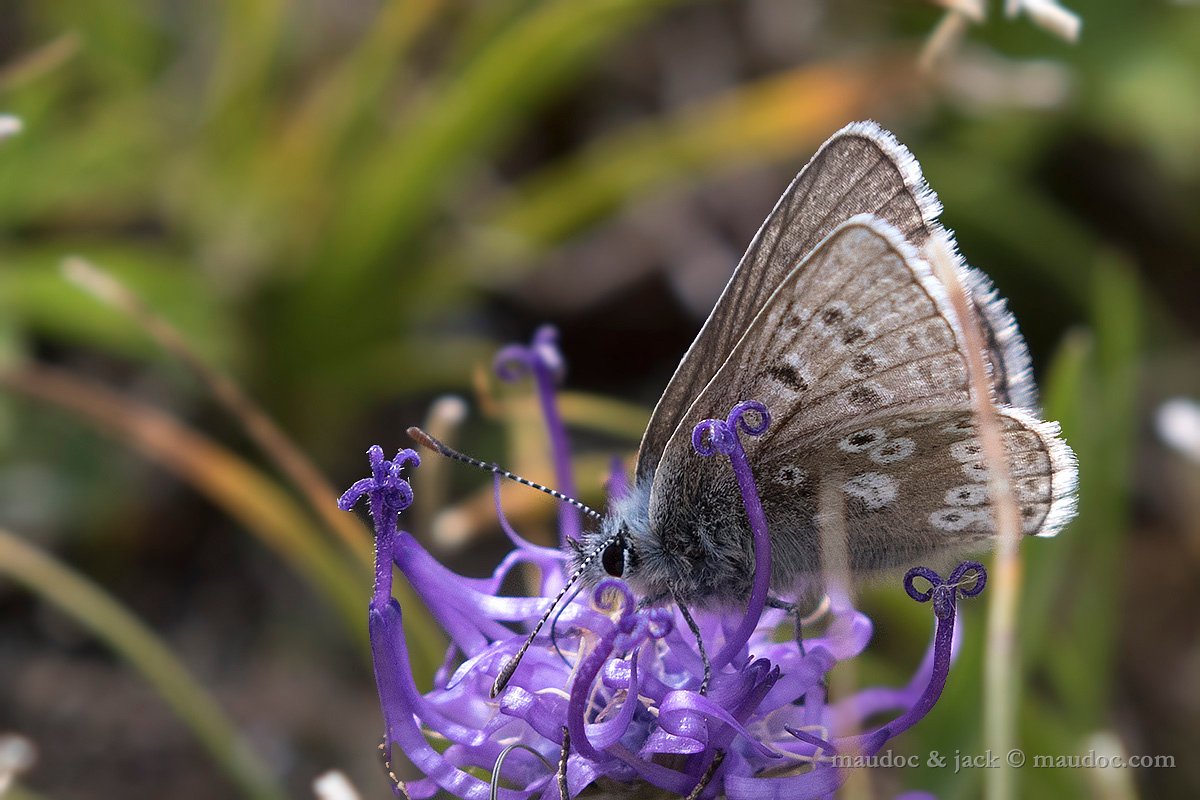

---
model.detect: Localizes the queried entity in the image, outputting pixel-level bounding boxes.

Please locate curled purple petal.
[658,691,781,759]
[691,400,772,672]
[493,325,580,544]
[492,475,564,596]
[786,725,836,753]
[727,400,770,436]
[904,566,943,603]
[584,647,641,749]
[341,445,421,607]
[691,418,732,456]
[337,477,375,511]
[848,562,988,755]
[948,560,987,596]
[566,582,655,761]
[493,346,535,384]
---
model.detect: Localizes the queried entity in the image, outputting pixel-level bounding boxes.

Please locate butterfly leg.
[636,592,670,609]
[638,593,711,693]
[677,603,712,694]
[557,726,570,800]
[684,750,725,800]
[766,596,806,657]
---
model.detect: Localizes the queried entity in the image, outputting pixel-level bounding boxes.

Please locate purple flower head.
[342,333,987,800]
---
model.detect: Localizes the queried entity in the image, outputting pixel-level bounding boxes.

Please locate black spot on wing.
[848,385,883,408]
[767,362,809,392]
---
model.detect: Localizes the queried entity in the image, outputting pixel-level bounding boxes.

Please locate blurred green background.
[1,1,1198,799]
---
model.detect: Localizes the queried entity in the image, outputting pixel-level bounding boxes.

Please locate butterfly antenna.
[489,533,617,697]
[407,426,602,521]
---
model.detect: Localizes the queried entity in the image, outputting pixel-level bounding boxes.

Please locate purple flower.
[340,327,987,800]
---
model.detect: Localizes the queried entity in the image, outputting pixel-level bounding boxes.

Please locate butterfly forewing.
[636,122,944,483]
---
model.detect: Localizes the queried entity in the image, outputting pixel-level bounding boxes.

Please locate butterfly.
[411,120,1078,696]
[566,120,1079,607]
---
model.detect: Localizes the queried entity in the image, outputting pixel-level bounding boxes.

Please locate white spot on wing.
[949,439,983,462]
[960,460,989,481]
[774,465,809,488]
[869,437,916,464]
[945,484,989,506]
[842,472,898,510]
[930,507,991,532]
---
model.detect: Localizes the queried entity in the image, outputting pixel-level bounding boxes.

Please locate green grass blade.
[316,0,691,293]
[1050,253,1140,730]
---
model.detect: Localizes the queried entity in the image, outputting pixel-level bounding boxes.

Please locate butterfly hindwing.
[746,406,1077,586]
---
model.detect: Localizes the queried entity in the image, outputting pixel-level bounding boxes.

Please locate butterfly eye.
[601,538,625,577]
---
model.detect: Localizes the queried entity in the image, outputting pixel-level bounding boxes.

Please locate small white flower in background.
[313,770,362,800]
[0,734,37,796]
[1080,731,1139,800]
[0,115,23,141]
[1157,398,1200,464]
[1007,0,1082,42]
[923,0,1081,71]
[933,0,986,22]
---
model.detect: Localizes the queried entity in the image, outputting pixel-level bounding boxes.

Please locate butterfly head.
[573,518,638,588]
[598,528,636,577]
[571,480,659,593]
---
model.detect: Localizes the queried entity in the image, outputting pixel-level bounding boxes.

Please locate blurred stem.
[0,528,285,800]
[928,234,1024,800]
[560,392,648,441]
[1050,255,1139,728]
[62,257,374,570]
[205,0,286,145]
[919,7,975,73]
[0,31,82,90]
[528,391,649,443]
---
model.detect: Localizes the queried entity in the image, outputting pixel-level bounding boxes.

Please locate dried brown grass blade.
[927,232,1023,800]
